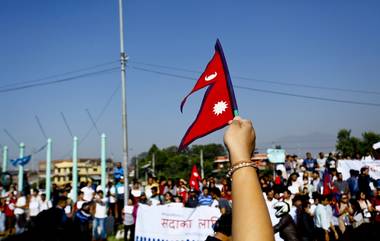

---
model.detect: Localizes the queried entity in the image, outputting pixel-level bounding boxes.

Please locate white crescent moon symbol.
[205,72,217,81]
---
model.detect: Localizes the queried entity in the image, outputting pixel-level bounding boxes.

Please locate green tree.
[336,129,380,157]
[135,143,226,181]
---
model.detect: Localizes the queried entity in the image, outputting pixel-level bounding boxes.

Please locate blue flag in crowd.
[10,155,32,167]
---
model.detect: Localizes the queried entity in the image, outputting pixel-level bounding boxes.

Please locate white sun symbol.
[213,101,228,116]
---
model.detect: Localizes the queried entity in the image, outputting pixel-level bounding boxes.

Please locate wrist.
[230,153,252,165]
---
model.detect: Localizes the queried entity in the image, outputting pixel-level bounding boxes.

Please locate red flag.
[189,165,202,191]
[179,39,238,150]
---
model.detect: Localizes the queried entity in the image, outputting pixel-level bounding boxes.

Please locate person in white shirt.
[28,189,40,226]
[264,189,282,241]
[314,195,339,241]
[14,192,27,234]
[123,198,135,241]
[39,193,52,212]
[93,190,108,240]
[75,191,85,211]
[317,152,326,176]
[81,181,95,202]
[105,181,117,218]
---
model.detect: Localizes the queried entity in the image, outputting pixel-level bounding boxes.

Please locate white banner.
[135,204,221,241]
[338,160,380,180]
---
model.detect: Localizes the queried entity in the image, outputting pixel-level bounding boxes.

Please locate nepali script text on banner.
[135,204,221,241]
[338,160,380,180]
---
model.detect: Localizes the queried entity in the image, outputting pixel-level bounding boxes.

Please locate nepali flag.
[179,39,238,150]
[189,165,202,191]
[10,155,32,167]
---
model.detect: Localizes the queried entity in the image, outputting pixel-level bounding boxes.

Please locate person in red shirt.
[372,187,380,225]
[4,192,16,236]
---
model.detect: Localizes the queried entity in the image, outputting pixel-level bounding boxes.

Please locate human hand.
[334,231,339,240]
[224,116,256,165]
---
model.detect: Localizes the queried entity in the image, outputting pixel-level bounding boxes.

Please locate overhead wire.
[129,60,380,96]
[0,60,118,90]
[0,67,119,94]
[58,84,120,159]
[128,65,380,108]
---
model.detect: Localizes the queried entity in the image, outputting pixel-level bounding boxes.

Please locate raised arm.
[224,117,274,241]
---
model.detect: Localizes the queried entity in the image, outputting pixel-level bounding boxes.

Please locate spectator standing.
[81,181,95,202]
[14,192,27,234]
[210,188,232,215]
[0,198,5,235]
[273,170,285,194]
[4,192,16,235]
[346,170,359,199]
[288,173,301,195]
[336,193,353,235]
[199,178,208,191]
[149,187,162,206]
[314,195,338,241]
[115,177,125,224]
[198,187,213,206]
[33,196,74,241]
[123,198,135,241]
[39,193,52,212]
[357,191,374,223]
[73,201,93,241]
[316,152,326,176]
[285,155,295,177]
[311,171,322,194]
[303,152,319,173]
[105,181,116,218]
[325,153,337,174]
[272,201,300,241]
[185,189,198,208]
[28,189,40,228]
[93,190,108,241]
[372,187,380,226]
[144,176,158,199]
[163,178,177,196]
[74,191,86,212]
[176,179,189,204]
[281,189,293,208]
[296,201,315,241]
[113,162,124,181]
[333,173,349,197]
[358,167,373,197]
[163,192,174,204]
[158,178,166,195]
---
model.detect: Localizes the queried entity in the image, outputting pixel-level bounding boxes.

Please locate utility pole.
[200,149,204,179]
[46,138,52,201]
[18,143,25,192]
[118,0,129,204]
[2,146,8,196]
[152,152,155,176]
[101,133,107,192]
[2,146,8,173]
[72,136,78,203]
[135,158,139,179]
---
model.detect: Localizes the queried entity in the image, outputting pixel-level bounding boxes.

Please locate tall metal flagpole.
[118,0,129,204]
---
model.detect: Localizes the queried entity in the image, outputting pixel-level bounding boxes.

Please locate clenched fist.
[224,116,256,165]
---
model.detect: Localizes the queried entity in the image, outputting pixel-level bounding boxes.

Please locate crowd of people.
[0,152,379,241]
[0,163,234,241]
[263,152,380,241]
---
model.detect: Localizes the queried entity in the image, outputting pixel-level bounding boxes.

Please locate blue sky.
[1,0,379,168]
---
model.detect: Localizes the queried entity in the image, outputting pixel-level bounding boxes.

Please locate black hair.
[213,213,232,236]
[210,187,221,198]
